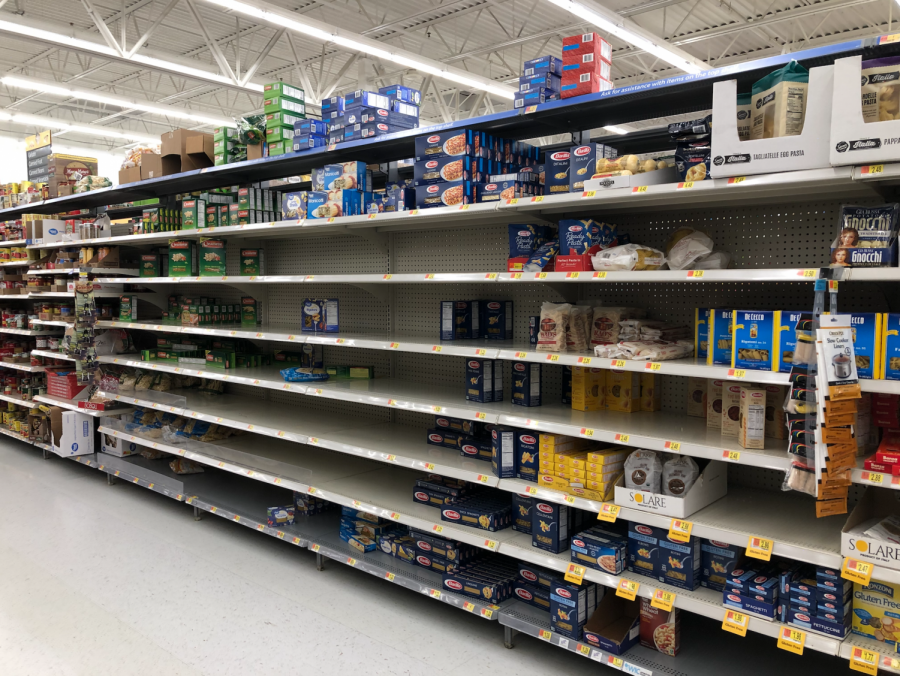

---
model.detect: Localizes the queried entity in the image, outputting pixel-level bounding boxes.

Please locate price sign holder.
[722,609,749,636]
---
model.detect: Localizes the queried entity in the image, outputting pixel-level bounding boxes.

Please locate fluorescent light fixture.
[541,0,709,75]
[0,110,158,144]
[0,18,263,93]
[603,125,629,134]
[1,76,235,128]
[201,0,516,100]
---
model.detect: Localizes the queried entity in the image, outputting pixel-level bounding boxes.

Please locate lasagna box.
[415,182,477,208]
[415,130,486,160]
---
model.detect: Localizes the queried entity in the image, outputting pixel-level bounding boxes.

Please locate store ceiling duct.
[0,110,158,144]
[199,0,517,100]
[1,76,235,129]
[541,0,710,75]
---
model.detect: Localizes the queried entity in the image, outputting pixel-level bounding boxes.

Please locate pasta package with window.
[861,57,900,122]
[640,598,680,656]
[831,203,899,268]
[750,60,809,139]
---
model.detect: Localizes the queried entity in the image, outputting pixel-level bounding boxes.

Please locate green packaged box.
[218,205,229,227]
[266,112,305,130]
[168,239,196,277]
[142,207,159,233]
[326,365,350,379]
[213,139,239,155]
[156,349,181,363]
[265,127,294,143]
[213,127,235,141]
[350,366,374,379]
[239,248,265,276]
[264,82,305,103]
[214,153,228,166]
[205,206,220,228]
[199,238,227,276]
[241,297,259,327]
[267,140,289,156]
[140,349,156,361]
[182,199,205,230]
[119,295,135,321]
[140,254,159,277]
[205,349,236,369]
[228,203,241,227]
[263,97,305,116]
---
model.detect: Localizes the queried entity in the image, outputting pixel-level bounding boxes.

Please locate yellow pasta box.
[538,474,570,491]
[572,367,605,411]
[606,370,640,413]
[731,310,779,371]
[586,468,623,483]
[707,309,733,366]
[587,447,630,465]
[851,579,900,643]
[641,373,661,412]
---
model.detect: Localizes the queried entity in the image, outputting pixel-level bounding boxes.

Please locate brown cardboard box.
[141,154,179,178]
[118,166,141,185]
[764,384,788,439]
[161,129,205,157]
[46,154,98,181]
[185,134,214,167]
[721,382,743,437]
[57,185,74,196]
[687,377,707,418]
[248,143,264,161]
[706,379,723,429]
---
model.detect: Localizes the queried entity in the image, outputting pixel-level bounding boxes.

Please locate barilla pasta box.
[550,579,598,639]
[413,154,480,186]
[881,313,900,379]
[482,300,513,340]
[512,362,541,407]
[723,589,778,619]
[695,308,710,361]
[441,494,511,532]
[660,533,701,591]
[378,84,421,105]
[732,310,779,371]
[466,358,496,403]
[523,55,563,77]
[701,539,744,591]
[776,310,806,373]
[427,428,463,449]
[707,308,734,366]
[408,528,469,562]
[532,501,572,554]
[520,72,561,92]
[545,150,571,194]
[558,219,595,255]
[415,130,486,161]
[628,522,660,580]
[516,430,539,481]
[302,298,338,333]
[571,527,628,575]
[513,580,551,609]
[518,561,557,590]
[459,435,492,461]
[434,415,485,436]
[512,494,533,533]
[415,182,477,208]
[570,144,602,192]
[491,425,516,478]
[850,312,881,379]
[414,550,459,574]
[787,606,850,638]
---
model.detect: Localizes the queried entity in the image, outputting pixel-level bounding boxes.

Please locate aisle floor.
[0,440,607,676]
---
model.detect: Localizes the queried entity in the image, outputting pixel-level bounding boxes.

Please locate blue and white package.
[441,300,479,340]
[523,55,563,76]
[732,310,778,371]
[378,84,421,106]
[707,308,734,366]
[491,425,516,478]
[280,367,330,382]
[344,90,390,110]
[306,191,329,219]
[391,101,419,117]
[519,73,561,92]
[776,310,805,373]
[293,119,328,136]
[524,240,559,272]
[850,312,880,379]
[292,134,327,151]
[358,108,419,128]
[281,191,308,220]
[467,358,496,403]
[302,298,339,333]
[514,89,559,109]
[321,95,344,114]
[508,224,543,257]
[558,219,593,255]
[482,300,513,340]
[516,430,539,481]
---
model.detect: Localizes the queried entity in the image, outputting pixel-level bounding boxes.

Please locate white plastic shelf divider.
[34,394,132,417]
[95,453,187,501]
[31,350,76,361]
[0,240,28,248]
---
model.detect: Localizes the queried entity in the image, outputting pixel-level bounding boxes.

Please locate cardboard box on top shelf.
[248,143,264,161]
[161,128,206,172]
[185,134,215,169]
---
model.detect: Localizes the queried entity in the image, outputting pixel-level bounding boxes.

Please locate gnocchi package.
[750,60,809,139]
[624,450,662,493]
[861,57,900,122]
[662,455,700,497]
[591,244,665,271]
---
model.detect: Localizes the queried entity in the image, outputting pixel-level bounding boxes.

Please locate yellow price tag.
[723,450,741,462]
[483,539,498,551]
[514,351,527,358]
[424,273,435,279]
[849,647,879,675]
[429,589,442,599]
[310,544,320,552]
[347,557,357,566]
[525,486,538,495]
[463,601,475,612]
[389,512,401,521]
[616,579,639,600]
[646,362,661,371]
[668,519,693,542]
[728,176,746,184]
[632,185,649,193]
[665,441,681,451]
[577,356,591,364]
[580,428,594,437]
[577,644,591,656]
[863,471,884,484]
[728,368,747,378]
[532,196,544,203]
[582,190,596,198]
[546,354,559,362]
[256,524,265,531]
[746,536,774,561]
[651,588,676,612]
[476,475,489,484]
[292,537,301,545]
[432,525,444,534]
[678,181,694,189]
[611,360,626,368]
[382,274,393,280]
[593,271,607,279]
[386,454,396,462]
[484,273,498,280]
[507,198,519,205]
[535,272,548,279]
[608,656,624,669]
[864,164,885,175]
[538,629,552,641]
[598,503,621,523]
[615,433,630,443]
[480,608,494,619]
[776,626,806,655]
[367,214,377,219]
[476,412,486,420]
[722,609,749,636]
[308,487,317,494]
[475,349,486,356]
[799,269,817,278]
[390,342,399,349]
[432,346,442,353]
[843,557,874,585]
[425,463,435,470]
[565,563,586,584]
[459,204,469,211]
[686,270,705,278]
[565,271,580,279]
[385,572,396,581]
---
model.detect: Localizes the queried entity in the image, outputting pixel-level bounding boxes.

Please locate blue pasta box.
[378,186,414,212]
[582,594,641,655]
[628,522,660,580]
[416,476,468,498]
[507,224,546,257]
[292,134,327,151]
[311,167,326,190]
[562,364,572,404]
[660,533,701,591]
[414,549,459,574]
[413,485,458,508]
[306,191,329,219]
[301,298,338,333]
[515,430,539,481]
[571,527,628,575]
[700,539,743,591]
[512,493,533,533]
[491,425,516,477]
[360,122,405,139]
[416,181,477,208]
[459,434,491,461]
[301,344,323,368]
[881,313,900,379]
[321,95,344,114]
[479,180,532,202]
[694,308,710,361]
[266,505,295,526]
[466,357,500,403]
[849,313,881,379]
[517,561,557,590]
[707,308,734,366]
[818,577,852,597]
[514,89,559,109]
[358,108,418,129]
[408,528,471,562]
[441,494,511,532]
[415,130,488,161]
[559,219,595,255]
[726,569,779,603]
[816,566,841,583]
[732,310,779,371]
[776,310,806,373]
[378,84,421,106]
[339,530,377,553]
[512,361,541,407]
[281,191,308,220]
[344,89,390,110]
[523,55,563,77]
[294,119,328,136]
[569,144,605,192]
[529,315,539,345]
[434,415,485,436]
[414,155,477,186]
[482,300,513,340]
[427,427,463,449]
[550,579,598,639]
[519,73,561,92]
[787,607,850,638]
[391,100,419,117]
[341,518,393,539]
[439,300,480,340]
[513,579,551,609]
[326,116,344,131]
[341,505,381,523]
[327,132,343,145]
[532,500,572,553]
[323,161,370,191]
[723,589,778,619]
[377,533,417,562]
[545,149,571,195]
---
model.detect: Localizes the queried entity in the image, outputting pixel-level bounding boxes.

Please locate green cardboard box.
[205,349,236,369]
[204,205,220,228]
[263,97,306,116]
[264,82,305,102]
[267,140,289,156]
[182,199,205,230]
[140,254,159,278]
[241,297,259,327]
[239,248,265,276]
[213,127,236,141]
[266,111,305,130]
[199,238,227,276]
[168,239,196,277]
[265,127,294,143]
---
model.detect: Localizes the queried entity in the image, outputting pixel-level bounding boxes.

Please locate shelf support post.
[316,552,325,571]
[193,506,202,521]
[107,473,115,485]
[503,626,515,649]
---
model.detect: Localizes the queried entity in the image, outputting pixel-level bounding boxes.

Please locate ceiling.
[0,0,894,151]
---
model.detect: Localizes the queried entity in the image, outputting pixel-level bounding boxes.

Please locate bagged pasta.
[537,302,571,352]
[591,244,665,271]
[861,57,900,122]
[169,458,204,475]
[591,307,645,346]
[624,450,662,493]
[566,305,590,352]
[662,456,700,496]
[750,60,808,139]
[692,251,732,269]
[665,228,714,270]
[524,240,559,272]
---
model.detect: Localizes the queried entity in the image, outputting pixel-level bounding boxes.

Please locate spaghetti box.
[378,84,422,105]
[413,486,458,508]
[529,315,539,344]
[491,425,517,477]
[343,90,390,110]
[512,494,533,533]
[818,577,852,598]
[723,589,778,619]
[532,500,572,553]
[518,562,557,591]
[562,32,612,63]
[459,435,492,461]
[321,95,344,114]
[850,312,880,379]
[732,310,778,371]
[293,134,327,151]
[377,533,417,562]
[708,309,734,366]
[414,550,458,574]
[519,73,561,92]
[416,181,477,208]
[789,578,819,604]
[415,130,485,161]
[482,300,513,340]
[357,108,418,129]
[516,430,539,481]
[817,566,841,584]
[513,580,551,609]
[339,530,377,553]
[434,415,484,436]
[701,539,744,591]
[302,298,338,333]
[628,522,660,579]
[514,89,559,109]
[561,71,614,99]
[551,579,598,639]
[569,144,605,192]
[727,569,780,603]
[408,528,469,562]
[523,55,563,77]
[266,505,295,526]
[442,571,506,604]
[341,506,382,524]
[427,427,463,449]
[571,527,628,575]
[786,607,850,638]
[416,476,468,499]
[466,358,496,403]
[512,362,541,407]
[264,82,305,102]
[441,495,510,532]
[545,149,571,195]
[263,97,305,116]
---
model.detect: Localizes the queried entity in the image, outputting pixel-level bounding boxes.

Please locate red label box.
[562,32,612,63]
[561,72,614,99]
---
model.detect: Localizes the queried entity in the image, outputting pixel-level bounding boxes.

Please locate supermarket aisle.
[0,440,602,676]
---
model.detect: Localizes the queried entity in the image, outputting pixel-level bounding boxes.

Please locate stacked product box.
[571,526,628,575]
[443,559,519,604]
[628,522,701,591]
[441,492,512,532]
[426,414,493,463]
[438,299,514,340]
[412,475,472,509]
[291,119,328,152]
[300,160,372,218]
[551,577,601,639]
[538,436,628,500]
[851,577,900,644]
[213,127,246,165]
[517,56,562,110]
[339,505,396,553]
[513,561,556,610]
[780,564,852,637]
[561,32,614,99]
[700,539,745,591]
[324,89,419,144]
[532,500,586,554]
[263,83,305,155]
[293,492,332,516]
